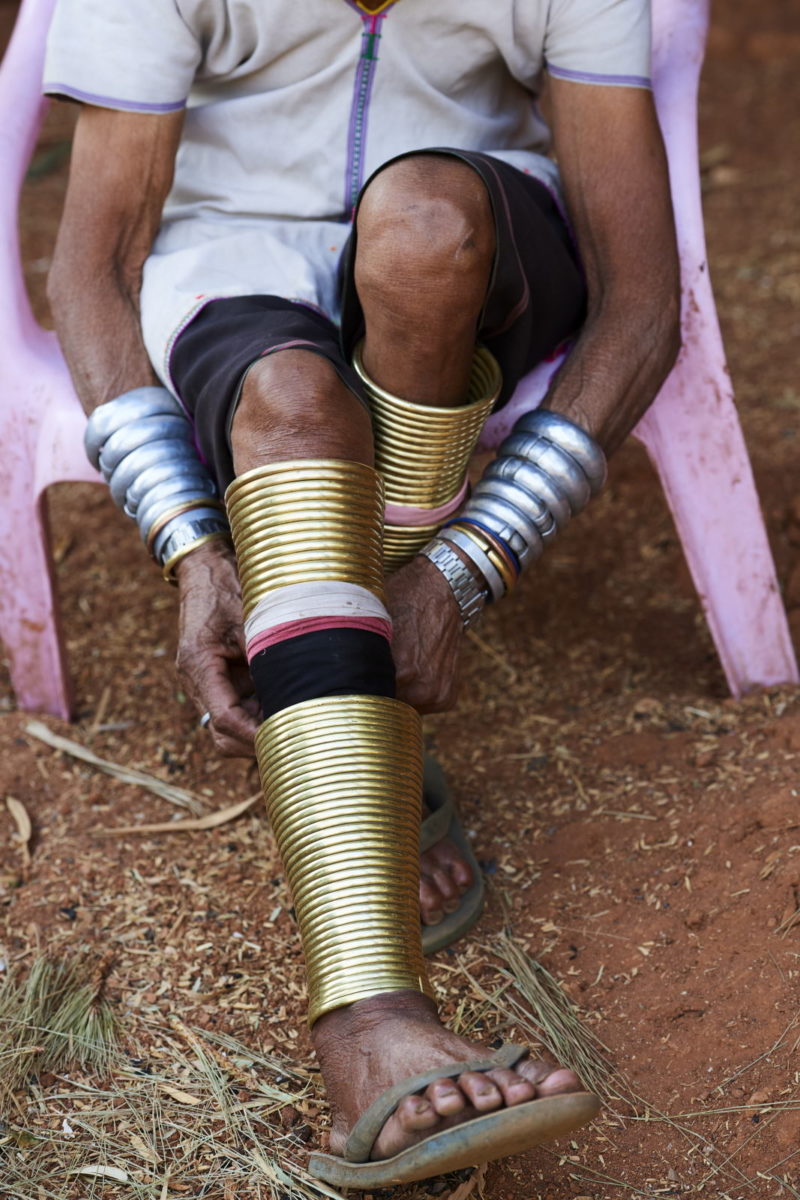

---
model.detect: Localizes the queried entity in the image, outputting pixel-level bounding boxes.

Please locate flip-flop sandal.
[308,1043,601,1189]
[421,755,485,956]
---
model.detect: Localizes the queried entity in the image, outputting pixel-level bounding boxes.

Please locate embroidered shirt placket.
[344,10,390,218]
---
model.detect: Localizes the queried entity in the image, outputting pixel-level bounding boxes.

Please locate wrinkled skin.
[386,555,465,714]
[175,542,259,758]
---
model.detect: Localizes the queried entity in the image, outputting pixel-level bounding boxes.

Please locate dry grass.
[3,939,799,1199]
[0,957,119,1103]
[489,932,620,1104]
[1,957,495,1200]
[0,957,343,1200]
[0,936,626,1199]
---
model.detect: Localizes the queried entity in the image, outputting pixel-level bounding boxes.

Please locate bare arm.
[47,105,184,413]
[49,106,258,756]
[391,84,681,710]
[544,80,681,454]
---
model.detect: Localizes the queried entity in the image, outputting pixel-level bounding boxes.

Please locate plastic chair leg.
[635,366,798,697]
[0,484,74,720]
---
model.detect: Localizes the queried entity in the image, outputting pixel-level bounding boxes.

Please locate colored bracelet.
[444,518,520,594]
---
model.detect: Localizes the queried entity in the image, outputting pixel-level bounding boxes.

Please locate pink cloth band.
[383,477,469,528]
[247,615,393,661]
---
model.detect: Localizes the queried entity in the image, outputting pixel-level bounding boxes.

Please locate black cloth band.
[250,628,396,720]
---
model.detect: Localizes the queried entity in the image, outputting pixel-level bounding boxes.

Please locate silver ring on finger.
[199,711,213,730]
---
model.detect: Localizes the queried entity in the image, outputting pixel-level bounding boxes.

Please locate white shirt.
[44,0,651,390]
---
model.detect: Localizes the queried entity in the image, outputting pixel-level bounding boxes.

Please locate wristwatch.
[420,538,488,629]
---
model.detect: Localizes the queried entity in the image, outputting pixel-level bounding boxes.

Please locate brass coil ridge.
[256,695,432,1026]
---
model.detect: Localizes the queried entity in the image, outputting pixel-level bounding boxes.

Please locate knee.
[355,158,495,301]
[234,350,339,444]
[231,350,369,472]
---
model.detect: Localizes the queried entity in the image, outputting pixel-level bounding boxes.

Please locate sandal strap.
[420,793,453,853]
[420,756,454,853]
[343,1043,529,1163]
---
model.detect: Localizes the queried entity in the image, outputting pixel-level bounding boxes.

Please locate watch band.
[420,538,488,629]
[438,524,506,603]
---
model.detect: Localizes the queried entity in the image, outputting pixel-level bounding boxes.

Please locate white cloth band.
[244,581,392,647]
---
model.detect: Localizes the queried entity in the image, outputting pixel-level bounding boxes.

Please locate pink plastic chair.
[0,0,796,719]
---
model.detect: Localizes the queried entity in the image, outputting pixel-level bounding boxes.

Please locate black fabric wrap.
[250,628,396,720]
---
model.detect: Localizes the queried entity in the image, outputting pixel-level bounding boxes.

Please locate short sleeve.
[544,0,652,89]
[43,0,202,113]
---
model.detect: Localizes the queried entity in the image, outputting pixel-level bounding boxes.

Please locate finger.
[211,702,258,747]
[210,726,257,758]
[189,661,259,748]
[391,648,419,689]
[400,686,455,716]
[242,694,262,720]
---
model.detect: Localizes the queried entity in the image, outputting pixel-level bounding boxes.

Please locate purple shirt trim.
[546,64,651,89]
[43,82,186,113]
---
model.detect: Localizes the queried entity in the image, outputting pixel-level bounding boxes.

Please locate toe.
[486,1067,536,1107]
[458,1071,504,1112]
[427,839,473,894]
[517,1058,582,1096]
[431,867,460,909]
[535,1068,583,1096]
[395,1093,441,1133]
[449,854,474,893]
[426,1079,468,1117]
[419,874,445,926]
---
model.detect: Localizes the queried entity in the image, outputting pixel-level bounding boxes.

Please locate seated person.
[45,0,679,1186]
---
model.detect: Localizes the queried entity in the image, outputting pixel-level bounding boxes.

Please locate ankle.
[312,990,440,1054]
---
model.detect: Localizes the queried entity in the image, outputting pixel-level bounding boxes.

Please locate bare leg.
[356,156,495,406]
[230,159,582,1161]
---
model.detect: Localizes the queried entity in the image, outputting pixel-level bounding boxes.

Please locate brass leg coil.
[256,695,432,1027]
[352,343,502,570]
[227,459,431,1025]
[225,459,387,618]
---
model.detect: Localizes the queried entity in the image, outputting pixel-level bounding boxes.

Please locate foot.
[312,991,583,1162]
[419,818,473,928]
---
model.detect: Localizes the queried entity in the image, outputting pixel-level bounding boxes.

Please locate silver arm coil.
[422,406,606,612]
[84,387,184,467]
[85,386,229,571]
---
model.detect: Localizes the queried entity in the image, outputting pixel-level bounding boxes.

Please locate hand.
[175,539,260,756]
[385,554,465,713]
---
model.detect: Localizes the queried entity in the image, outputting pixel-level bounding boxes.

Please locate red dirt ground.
[2,1,800,1197]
